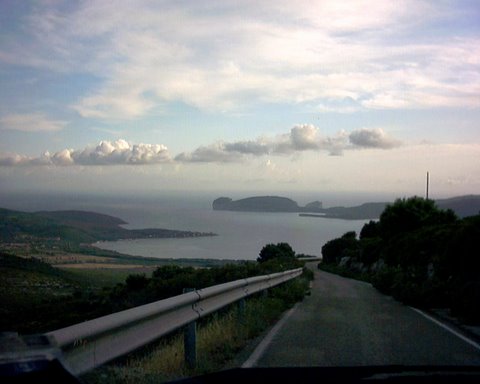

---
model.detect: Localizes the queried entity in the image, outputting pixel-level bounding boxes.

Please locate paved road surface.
[248,266,480,367]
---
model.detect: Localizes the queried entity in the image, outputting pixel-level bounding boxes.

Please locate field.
[0,249,248,333]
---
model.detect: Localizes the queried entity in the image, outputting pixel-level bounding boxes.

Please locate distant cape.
[212,195,480,220]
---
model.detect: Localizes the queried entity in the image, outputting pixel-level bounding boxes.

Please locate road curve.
[247,265,480,367]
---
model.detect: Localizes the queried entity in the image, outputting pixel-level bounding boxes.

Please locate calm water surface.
[94,198,367,260]
[0,191,374,260]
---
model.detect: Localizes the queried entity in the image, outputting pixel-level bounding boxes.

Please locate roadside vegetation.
[1,242,312,383]
[1,244,309,334]
[318,196,480,324]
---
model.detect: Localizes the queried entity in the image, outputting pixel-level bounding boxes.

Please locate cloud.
[174,143,243,163]
[223,140,270,156]
[290,125,320,150]
[175,125,398,163]
[69,140,170,165]
[1,1,478,120]
[175,125,321,163]
[1,126,402,166]
[0,154,30,166]
[0,140,171,166]
[0,113,67,132]
[320,131,350,156]
[349,128,402,149]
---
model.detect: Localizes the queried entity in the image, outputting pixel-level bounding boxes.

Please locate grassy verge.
[82,275,311,384]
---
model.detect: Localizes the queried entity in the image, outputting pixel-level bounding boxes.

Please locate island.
[212,195,480,220]
[213,196,301,212]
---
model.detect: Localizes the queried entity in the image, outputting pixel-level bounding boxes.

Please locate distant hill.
[436,195,480,218]
[312,202,389,220]
[212,195,480,220]
[0,208,215,244]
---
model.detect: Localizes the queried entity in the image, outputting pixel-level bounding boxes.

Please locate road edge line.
[410,307,480,351]
[242,303,299,368]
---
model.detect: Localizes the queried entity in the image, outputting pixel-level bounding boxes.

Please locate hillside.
[307,202,389,220]
[0,208,215,245]
[0,252,101,333]
[436,195,480,218]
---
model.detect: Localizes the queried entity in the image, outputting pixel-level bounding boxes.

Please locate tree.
[125,274,148,290]
[257,242,296,263]
[360,220,380,239]
[379,196,456,239]
[321,232,359,264]
[152,265,193,280]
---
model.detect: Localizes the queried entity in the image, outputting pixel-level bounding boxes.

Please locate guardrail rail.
[47,267,303,375]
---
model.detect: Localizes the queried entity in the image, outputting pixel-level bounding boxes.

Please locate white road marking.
[242,303,299,368]
[410,307,480,351]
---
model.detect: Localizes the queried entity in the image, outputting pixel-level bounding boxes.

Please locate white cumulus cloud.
[349,128,402,149]
[72,140,171,165]
[175,125,399,163]
[0,127,402,167]
[0,140,171,166]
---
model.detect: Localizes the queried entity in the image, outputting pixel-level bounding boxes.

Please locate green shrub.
[321,232,359,264]
[371,266,401,295]
[257,243,296,263]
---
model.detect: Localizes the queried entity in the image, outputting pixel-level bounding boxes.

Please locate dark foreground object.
[171,366,480,384]
[2,333,479,383]
[0,333,79,384]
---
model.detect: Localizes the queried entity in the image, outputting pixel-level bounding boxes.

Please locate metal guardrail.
[297,257,322,262]
[47,267,303,375]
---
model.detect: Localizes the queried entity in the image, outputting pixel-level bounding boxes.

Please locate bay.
[0,191,374,261]
[93,199,368,261]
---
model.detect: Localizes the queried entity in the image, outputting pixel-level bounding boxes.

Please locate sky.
[0,0,479,201]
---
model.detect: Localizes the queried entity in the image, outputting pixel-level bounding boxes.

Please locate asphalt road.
[247,266,480,367]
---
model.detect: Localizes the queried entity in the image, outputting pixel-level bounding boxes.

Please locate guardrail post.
[237,298,246,323]
[183,288,197,370]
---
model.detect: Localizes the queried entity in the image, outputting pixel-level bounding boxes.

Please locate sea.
[0,190,393,261]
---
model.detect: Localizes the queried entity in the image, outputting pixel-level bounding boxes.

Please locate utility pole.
[426,171,429,200]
